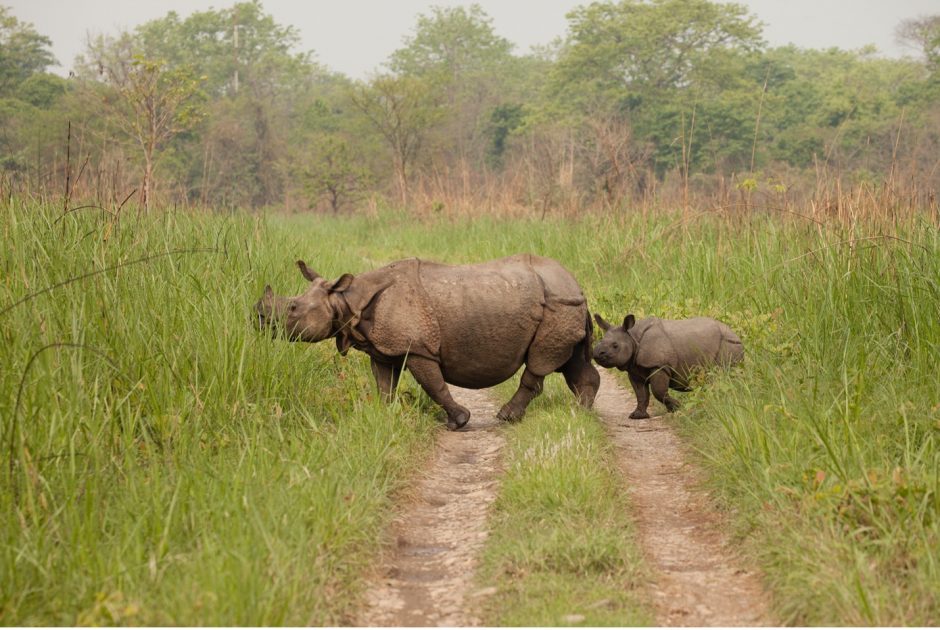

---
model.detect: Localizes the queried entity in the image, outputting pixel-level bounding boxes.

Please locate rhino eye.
[612,342,619,350]
[288,302,298,312]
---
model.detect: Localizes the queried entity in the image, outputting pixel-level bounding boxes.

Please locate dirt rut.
[355,386,504,627]
[593,368,774,626]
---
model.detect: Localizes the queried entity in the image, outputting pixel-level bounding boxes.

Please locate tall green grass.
[3,201,938,624]
[0,202,437,624]
[577,212,940,625]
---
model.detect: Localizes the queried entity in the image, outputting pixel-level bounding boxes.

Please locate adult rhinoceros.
[254,254,600,430]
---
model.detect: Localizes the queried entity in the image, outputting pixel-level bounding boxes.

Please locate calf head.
[254,260,353,343]
[592,313,637,369]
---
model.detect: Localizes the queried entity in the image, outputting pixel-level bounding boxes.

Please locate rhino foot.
[496,404,524,424]
[446,408,470,431]
[629,409,650,420]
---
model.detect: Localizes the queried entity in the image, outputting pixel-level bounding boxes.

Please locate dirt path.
[355,386,504,627]
[593,368,774,626]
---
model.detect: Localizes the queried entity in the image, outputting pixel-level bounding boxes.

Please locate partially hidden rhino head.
[592,313,637,369]
[254,260,354,344]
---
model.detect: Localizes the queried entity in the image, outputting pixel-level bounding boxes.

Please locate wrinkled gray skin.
[592,313,743,419]
[255,254,600,430]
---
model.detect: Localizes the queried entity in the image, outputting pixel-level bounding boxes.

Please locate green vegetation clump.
[579,211,940,625]
[1,2,939,212]
[0,201,437,624]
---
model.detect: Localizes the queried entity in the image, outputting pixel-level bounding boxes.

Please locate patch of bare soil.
[593,368,774,627]
[354,386,504,627]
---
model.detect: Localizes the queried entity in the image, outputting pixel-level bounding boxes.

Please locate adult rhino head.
[253,260,355,347]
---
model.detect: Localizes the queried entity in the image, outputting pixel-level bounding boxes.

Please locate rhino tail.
[583,310,594,363]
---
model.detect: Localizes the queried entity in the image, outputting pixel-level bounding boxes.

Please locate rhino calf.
[592,313,743,419]
[255,255,600,430]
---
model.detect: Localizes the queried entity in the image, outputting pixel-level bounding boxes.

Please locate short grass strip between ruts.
[475,378,652,626]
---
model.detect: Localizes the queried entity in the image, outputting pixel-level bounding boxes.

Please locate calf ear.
[329,273,355,293]
[623,314,635,330]
[296,260,321,282]
[593,313,611,331]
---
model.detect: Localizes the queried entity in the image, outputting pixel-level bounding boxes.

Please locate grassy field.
[0,202,443,624]
[477,378,651,626]
[2,200,938,624]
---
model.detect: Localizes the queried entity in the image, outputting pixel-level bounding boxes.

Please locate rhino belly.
[437,313,537,387]
[424,267,544,388]
[440,357,526,389]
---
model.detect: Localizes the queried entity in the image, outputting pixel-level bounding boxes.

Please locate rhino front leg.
[406,356,470,430]
[371,358,402,402]
[628,373,652,419]
[649,369,681,413]
[498,368,544,423]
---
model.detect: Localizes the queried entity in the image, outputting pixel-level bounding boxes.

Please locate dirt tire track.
[355,386,504,627]
[593,368,774,626]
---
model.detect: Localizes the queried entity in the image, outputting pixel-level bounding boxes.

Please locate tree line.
[1,0,938,213]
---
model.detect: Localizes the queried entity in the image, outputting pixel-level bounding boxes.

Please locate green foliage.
[14,72,67,108]
[349,74,444,203]
[485,102,525,167]
[129,0,315,98]
[0,6,56,96]
[0,201,438,625]
[2,2,939,209]
[303,134,372,212]
[390,4,513,81]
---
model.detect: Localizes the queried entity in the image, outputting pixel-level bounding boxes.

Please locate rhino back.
[634,317,737,371]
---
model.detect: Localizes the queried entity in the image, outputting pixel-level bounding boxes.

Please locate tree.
[897,15,940,72]
[389,5,516,172]
[0,6,56,96]
[349,75,442,205]
[132,1,314,99]
[125,1,326,208]
[84,36,205,211]
[304,134,371,213]
[550,0,765,175]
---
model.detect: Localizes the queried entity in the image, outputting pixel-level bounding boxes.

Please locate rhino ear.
[329,273,355,293]
[623,314,636,330]
[594,313,611,331]
[263,284,273,298]
[296,260,321,282]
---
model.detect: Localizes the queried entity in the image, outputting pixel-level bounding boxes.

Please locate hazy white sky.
[6,0,938,78]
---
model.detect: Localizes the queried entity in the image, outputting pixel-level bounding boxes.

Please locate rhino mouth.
[592,351,617,369]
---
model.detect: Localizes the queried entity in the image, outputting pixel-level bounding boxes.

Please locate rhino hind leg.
[559,341,600,409]
[649,370,681,413]
[406,356,470,430]
[497,368,544,423]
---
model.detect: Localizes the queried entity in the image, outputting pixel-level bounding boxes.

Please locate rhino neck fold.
[327,293,359,355]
